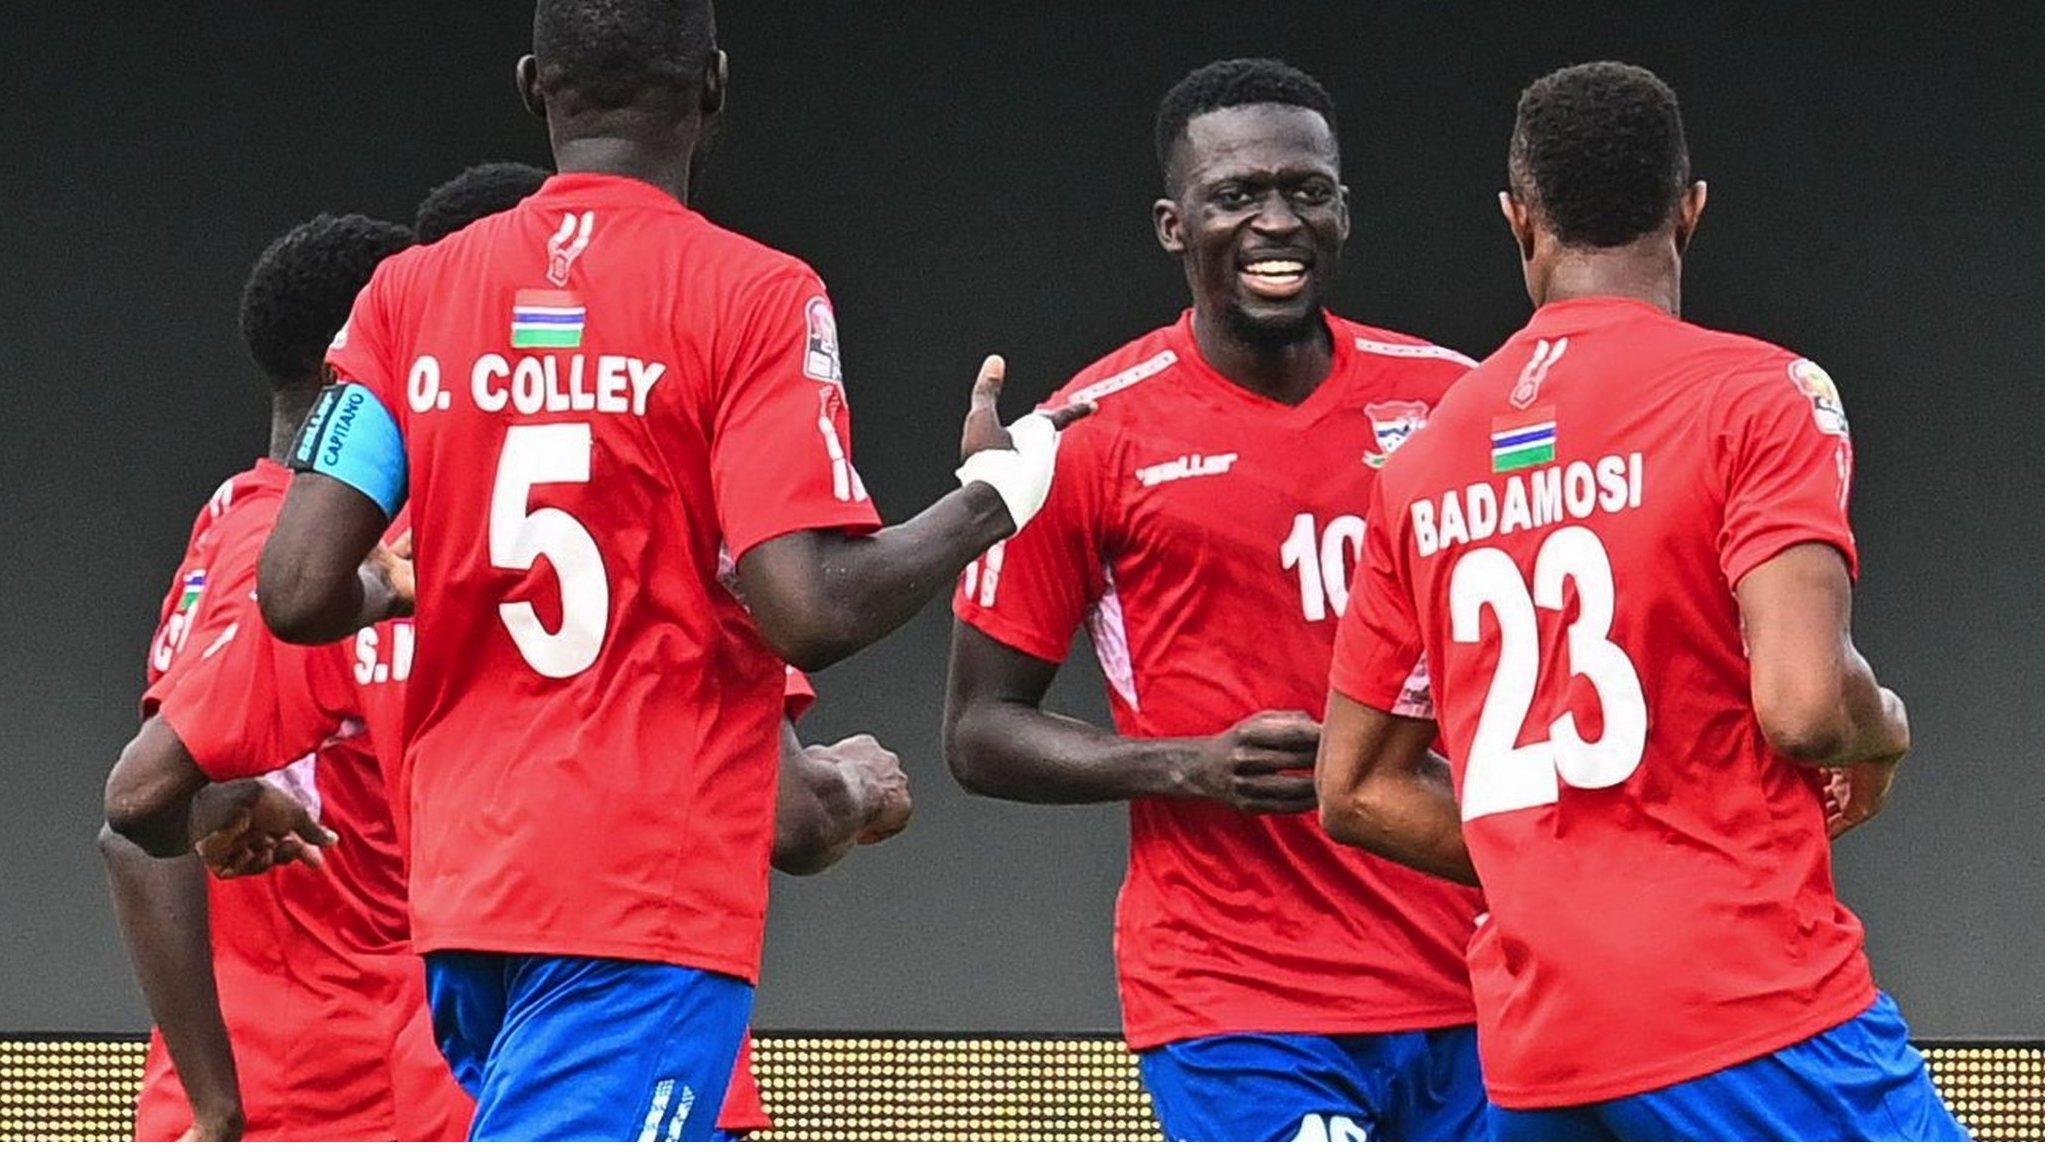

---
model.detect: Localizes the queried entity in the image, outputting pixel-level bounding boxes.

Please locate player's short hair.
[414,162,552,243]
[532,0,717,113]
[239,214,413,391]
[1509,62,1691,248]
[1154,58,1337,189]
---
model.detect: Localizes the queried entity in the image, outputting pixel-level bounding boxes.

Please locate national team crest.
[1788,358,1848,437]
[1363,401,1430,468]
[803,295,842,383]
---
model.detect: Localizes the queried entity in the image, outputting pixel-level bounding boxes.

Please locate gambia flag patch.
[511,289,585,349]
[1491,407,1557,472]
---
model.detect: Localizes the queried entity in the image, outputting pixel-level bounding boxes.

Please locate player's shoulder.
[1672,318,1842,426]
[1045,322,1185,416]
[1334,316,1479,381]
[683,215,825,294]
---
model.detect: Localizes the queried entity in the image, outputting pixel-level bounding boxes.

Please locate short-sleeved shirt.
[161,576,815,1135]
[325,172,880,978]
[1329,296,1874,1107]
[954,311,1486,1048]
[135,466,466,1141]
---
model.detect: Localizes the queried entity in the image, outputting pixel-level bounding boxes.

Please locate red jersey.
[1329,296,1875,1107]
[326,172,880,977]
[136,464,467,1141]
[953,312,1485,1048]
[157,548,817,1136]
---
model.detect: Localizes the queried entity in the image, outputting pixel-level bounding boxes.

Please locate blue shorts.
[1490,992,1970,1141]
[1138,1026,1487,1141]
[425,951,754,1142]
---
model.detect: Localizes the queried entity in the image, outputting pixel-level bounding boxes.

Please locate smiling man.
[943,59,1489,1141]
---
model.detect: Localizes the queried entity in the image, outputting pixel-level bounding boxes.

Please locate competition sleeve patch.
[289,381,407,517]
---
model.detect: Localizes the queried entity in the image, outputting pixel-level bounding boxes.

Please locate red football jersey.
[136,466,468,1141]
[1329,296,1875,1107]
[159,579,817,1136]
[327,172,880,978]
[953,312,1485,1048]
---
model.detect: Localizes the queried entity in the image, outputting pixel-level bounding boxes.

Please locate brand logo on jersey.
[546,210,594,285]
[1491,406,1556,472]
[1135,452,1238,487]
[511,289,586,349]
[802,295,842,383]
[1510,336,1568,409]
[1788,358,1848,437]
[1362,400,1430,467]
[327,321,348,352]
[638,1078,697,1141]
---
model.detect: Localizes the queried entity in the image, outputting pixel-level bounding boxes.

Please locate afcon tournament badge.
[1788,358,1849,437]
[802,295,843,383]
[1363,400,1430,468]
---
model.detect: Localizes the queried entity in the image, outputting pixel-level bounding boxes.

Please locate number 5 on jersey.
[491,423,610,678]
[1451,525,1647,820]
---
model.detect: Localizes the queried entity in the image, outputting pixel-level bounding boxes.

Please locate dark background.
[4,3,2039,1038]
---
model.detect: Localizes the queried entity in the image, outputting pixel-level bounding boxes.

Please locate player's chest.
[1104,401,1424,621]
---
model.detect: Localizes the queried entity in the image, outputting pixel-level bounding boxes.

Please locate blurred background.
[2,1,2039,1042]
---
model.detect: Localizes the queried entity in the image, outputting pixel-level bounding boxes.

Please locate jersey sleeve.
[151,598,361,782]
[1714,356,1858,589]
[711,272,883,562]
[951,420,1108,664]
[783,667,816,722]
[302,272,408,516]
[1329,482,1428,714]
[141,529,265,706]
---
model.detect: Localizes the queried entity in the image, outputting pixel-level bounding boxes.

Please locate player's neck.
[1533,237,1682,316]
[266,414,299,464]
[550,136,695,207]
[1190,307,1333,407]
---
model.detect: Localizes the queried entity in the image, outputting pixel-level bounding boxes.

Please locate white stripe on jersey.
[1354,337,1477,368]
[1087,567,1139,711]
[1068,350,1178,407]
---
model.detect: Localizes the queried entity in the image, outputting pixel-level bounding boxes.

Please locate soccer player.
[243,1,1086,1138]
[943,60,1488,1141]
[99,212,468,1141]
[1315,62,1968,1141]
[107,169,913,1138]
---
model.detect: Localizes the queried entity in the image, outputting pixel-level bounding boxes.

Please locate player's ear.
[1336,183,1352,244]
[1153,197,1186,255]
[1673,179,1708,255]
[516,54,545,121]
[702,49,728,117]
[1499,190,1537,261]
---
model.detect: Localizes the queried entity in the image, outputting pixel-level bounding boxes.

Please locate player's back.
[1363,295,1873,1106]
[327,172,877,977]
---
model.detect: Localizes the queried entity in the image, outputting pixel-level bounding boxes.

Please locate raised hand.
[955,356,1095,535]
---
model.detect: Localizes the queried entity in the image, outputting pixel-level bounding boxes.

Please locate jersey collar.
[1166,308,1358,428]
[1523,295,1671,338]
[529,172,695,216]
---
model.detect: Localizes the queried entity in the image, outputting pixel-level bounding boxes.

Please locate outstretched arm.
[736,358,1092,671]
[1315,688,1476,885]
[942,621,1321,812]
[99,828,243,1141]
